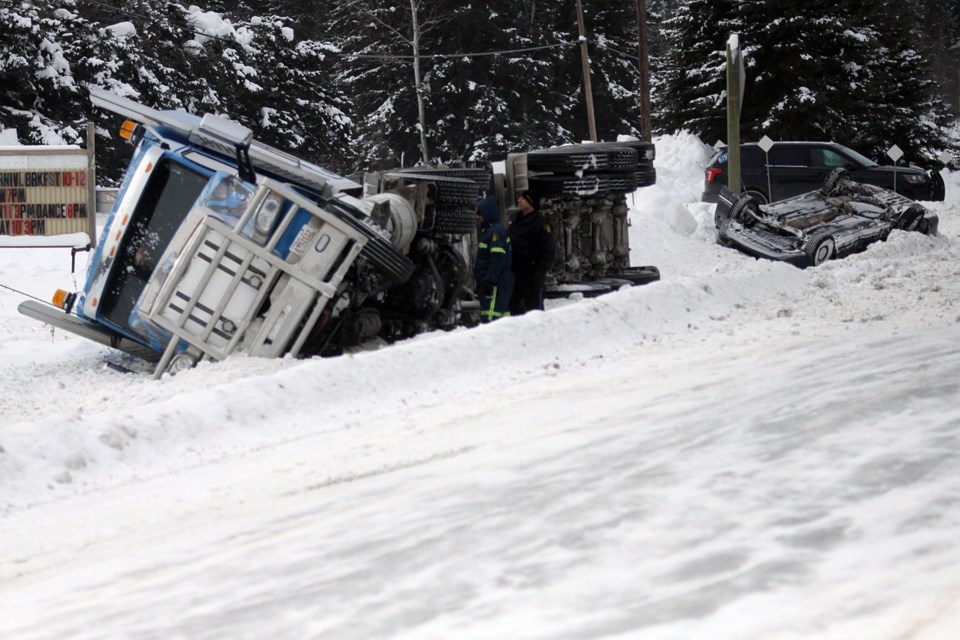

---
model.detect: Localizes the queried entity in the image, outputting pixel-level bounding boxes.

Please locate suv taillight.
[705,168,724,182]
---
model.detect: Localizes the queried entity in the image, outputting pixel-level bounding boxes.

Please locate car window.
[811,148,848,169]
[769,146,809,166]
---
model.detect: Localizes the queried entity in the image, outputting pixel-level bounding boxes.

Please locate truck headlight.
[167,353,197,375]
[254,193,284,235]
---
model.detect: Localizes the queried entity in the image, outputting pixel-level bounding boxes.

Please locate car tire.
[822,168,849,195]
[729,194,760,227]
[804,230,836,267]
[897,204,927,233]
[930,170,945,202]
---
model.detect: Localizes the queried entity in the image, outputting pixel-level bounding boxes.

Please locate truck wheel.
[387,173,480,206]
[544,281,614,299]
[612,140,656,165]
[527,145,638,174]
[805,231,835,267]
[635,166,657,188]
[432,206,478,235]
[529,173,639,197]
[615,266,661,285]
[398,166,491,189]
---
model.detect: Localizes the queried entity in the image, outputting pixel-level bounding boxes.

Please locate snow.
[3,134,960,639]
[106,21,137,39]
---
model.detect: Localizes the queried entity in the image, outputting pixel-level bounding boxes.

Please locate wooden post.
[635,0,652,142]
[86,122,97,248]
[726,36,742,196]
[576,0,598,142]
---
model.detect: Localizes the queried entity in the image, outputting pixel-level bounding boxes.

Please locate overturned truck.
[20,90,657,377]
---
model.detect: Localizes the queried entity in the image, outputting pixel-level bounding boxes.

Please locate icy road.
[1,134,959,639]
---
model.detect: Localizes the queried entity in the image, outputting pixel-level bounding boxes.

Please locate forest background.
[1,0,958,183]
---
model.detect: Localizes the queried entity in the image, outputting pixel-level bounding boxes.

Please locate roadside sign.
[0,123,96,247]
[887,145,904,163]
[758,136,774,152]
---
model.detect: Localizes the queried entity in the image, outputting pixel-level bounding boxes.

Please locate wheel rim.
[814,238,835,265]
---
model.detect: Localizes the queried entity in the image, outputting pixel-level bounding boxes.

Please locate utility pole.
[634,0,651,142]
[726,35,744,196]
[576,0,598,142]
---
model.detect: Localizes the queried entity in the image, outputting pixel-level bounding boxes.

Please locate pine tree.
[736,1,869,143]
[653,0,957,163]
[652,0,739,143]
[846,0,956,163]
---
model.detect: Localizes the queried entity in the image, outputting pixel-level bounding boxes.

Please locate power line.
[76,0,580,62]
[343,41,579,61]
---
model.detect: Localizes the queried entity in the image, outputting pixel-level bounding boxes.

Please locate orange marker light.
[52,289,69,308]
[119,120,137,140]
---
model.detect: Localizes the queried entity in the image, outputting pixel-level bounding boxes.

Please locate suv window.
[811,148,847,169]
[769,146,809,166]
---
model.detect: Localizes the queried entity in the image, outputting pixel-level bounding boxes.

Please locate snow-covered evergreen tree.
[652,0,739,144]
[654,0,956,164]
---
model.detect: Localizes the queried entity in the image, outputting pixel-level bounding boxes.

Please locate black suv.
[702,141,945,203]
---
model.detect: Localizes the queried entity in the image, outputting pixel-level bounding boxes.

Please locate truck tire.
[635,166,657,188]
[386,172,480,206]
[527,145,638,174]
[431,206,479,235]
[398,166,491,189]
[529,172,639,197]
[610,140,656,165]
[544,281,615,299]
[615,265,661,285]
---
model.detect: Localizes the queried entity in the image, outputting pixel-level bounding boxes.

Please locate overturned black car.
[714,168,939,268]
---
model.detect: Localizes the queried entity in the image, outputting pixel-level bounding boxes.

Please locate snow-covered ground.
[2,133,960,639]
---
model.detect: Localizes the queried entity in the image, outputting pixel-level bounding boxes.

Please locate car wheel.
[930,170,946,202]
[804,231,836,267]
[822,168,849,195]
[729,194,760,227]
[897,205,926,232]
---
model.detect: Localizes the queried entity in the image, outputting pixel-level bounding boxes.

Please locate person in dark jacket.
[508,190,555,315]
[474,194,514,322]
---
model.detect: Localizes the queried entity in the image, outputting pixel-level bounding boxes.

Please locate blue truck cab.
[21,89,479,376]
